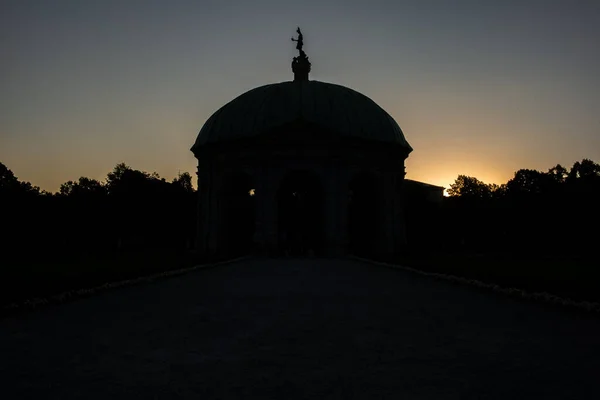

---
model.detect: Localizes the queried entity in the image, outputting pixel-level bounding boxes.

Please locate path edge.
[1,256,249,318]
[349,255,600,315]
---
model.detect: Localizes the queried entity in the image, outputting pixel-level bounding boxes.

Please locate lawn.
[391,252,599,303]
[0,249,224,307]
[2,249,597,310]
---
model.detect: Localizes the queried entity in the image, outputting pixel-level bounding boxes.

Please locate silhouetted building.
[404,180,445,204]
[191,29,439,258]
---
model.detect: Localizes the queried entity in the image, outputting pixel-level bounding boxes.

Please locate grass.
[389,252,600,303]
[0,249,231,307]
[2,249,598,309]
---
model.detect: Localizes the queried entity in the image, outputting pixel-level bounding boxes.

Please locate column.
[337,167,350,255]
[263,168,279,255]
[324,166,349,257]
[379,172,395,258]
[253,167,265,254]
[394,173,408,252]
[324,167,337,256]
[254,166,278,256]
[207,166,219,255]
[195,164,209,254]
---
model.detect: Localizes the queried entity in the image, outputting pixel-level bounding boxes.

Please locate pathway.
[1,258,599,399]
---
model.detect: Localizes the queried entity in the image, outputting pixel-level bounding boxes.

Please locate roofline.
[191,80,412,151]
[404,179,445,190]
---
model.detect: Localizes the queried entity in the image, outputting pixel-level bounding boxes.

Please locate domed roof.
[191,80,412,153]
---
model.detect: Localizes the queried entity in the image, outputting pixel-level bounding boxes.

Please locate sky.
[2,0,599,192]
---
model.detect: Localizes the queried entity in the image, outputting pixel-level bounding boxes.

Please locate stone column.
[253,167,265,255]
[206,166,219,255]
[337,167,350,256]
[379,172,395,258]
[393,173,408,253]
[255,166,278,256]
[324,166,349,257]
[195,164,209,255]
[265,167,280,255]
[323,167,337,256]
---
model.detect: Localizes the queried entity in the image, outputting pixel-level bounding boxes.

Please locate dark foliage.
[1,162,197,305]
[1,162,196,255]
[440,159,600,257]
[2,158,599,305]
[393,159,600,302]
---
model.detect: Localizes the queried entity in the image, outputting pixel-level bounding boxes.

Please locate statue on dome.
[291,27,310,81]
[291,27,306,57]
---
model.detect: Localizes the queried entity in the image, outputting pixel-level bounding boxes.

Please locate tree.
[172,172,194,192]
[0,162,40,197]
[59,177,106,197]
[0,162,21,194]
[568,159,600,181]
[547,164,568,183]
[447,175,493,198]
[106,162,132,184]
[105,163,155,196]
[506,169,553,195]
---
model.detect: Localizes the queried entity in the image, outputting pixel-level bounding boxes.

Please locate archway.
[277,170,324,256]
[348,171,381,257]
[218,171,256,256]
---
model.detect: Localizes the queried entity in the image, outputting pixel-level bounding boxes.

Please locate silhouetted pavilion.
[191,29,417,258]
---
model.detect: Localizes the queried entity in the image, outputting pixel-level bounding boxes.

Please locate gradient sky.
[2,0,599,192]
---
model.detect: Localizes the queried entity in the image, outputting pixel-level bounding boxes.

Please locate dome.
[191,80,412,153]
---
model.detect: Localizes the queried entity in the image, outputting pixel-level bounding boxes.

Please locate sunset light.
[2,2,598,192]
[2,3,600,397]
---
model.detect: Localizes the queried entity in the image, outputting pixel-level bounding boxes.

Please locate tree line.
[1,158,599,306]
[1,162,197,259]
[2,158,599,260]
[436,158,600,256]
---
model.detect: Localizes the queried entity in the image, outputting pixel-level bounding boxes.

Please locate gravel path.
[1,257,599,399]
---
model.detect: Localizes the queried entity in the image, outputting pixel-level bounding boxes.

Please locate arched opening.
[218,171,256,257]
[348,171,381,257]
[277,170,324,256]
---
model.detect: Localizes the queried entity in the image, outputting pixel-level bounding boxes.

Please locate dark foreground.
[1,258,599,399]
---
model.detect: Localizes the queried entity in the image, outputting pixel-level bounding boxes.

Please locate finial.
[291,27,311,81]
